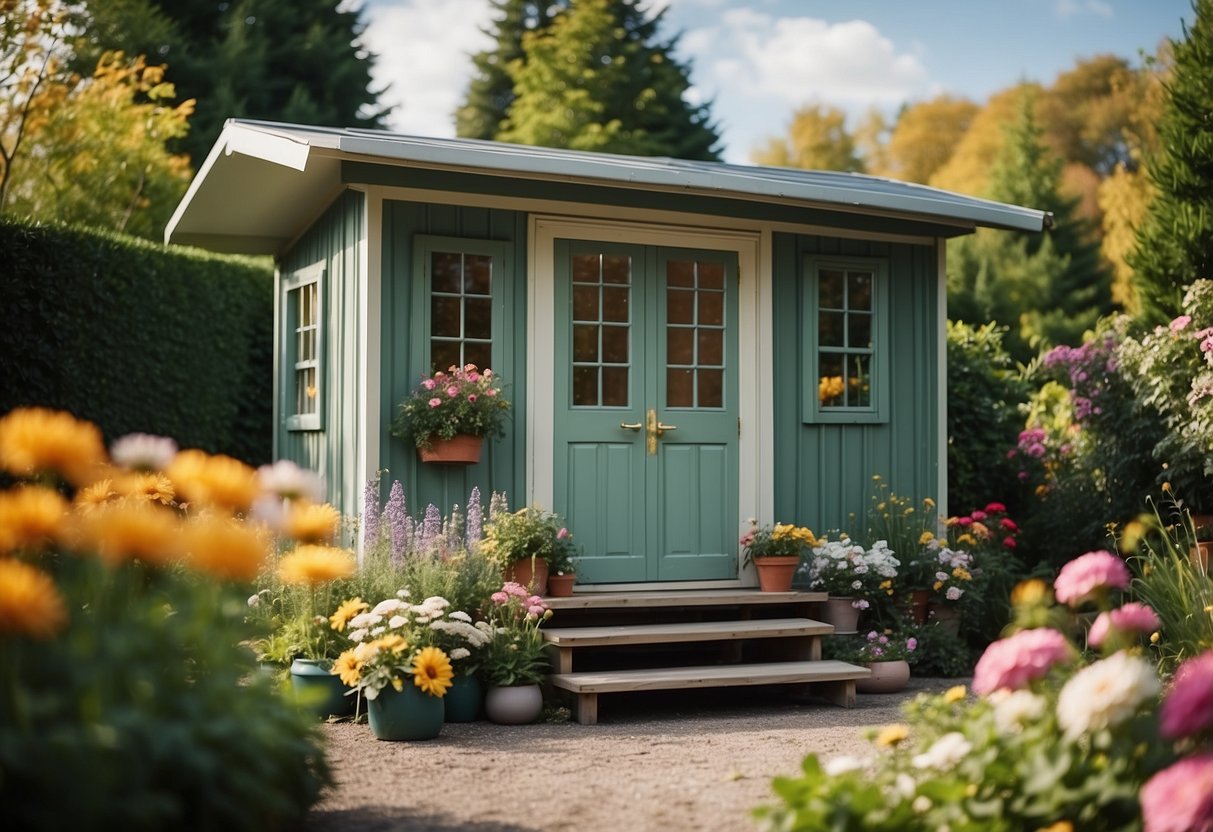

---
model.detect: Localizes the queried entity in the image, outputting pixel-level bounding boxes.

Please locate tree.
[1039,54,1142,176]
[750,103,863,172]
[1129,0,1213,324]
[880,95,978,184]
[456,0,565,140]
[497,0,721,160]
[930,84,1040,196]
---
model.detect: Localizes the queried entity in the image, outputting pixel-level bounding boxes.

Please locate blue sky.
[359,0,1193,164]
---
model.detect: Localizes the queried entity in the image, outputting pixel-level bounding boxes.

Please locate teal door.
[553,240,739,583]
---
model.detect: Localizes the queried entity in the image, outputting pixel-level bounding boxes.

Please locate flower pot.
[418,434,483,465]
[819,597,861,634]
[444,673,482,723]
[547,572,576,597]
[908,589,931,626]
[754,556,800,592]
[485,683,544,725]
[928,603,961,635]
[504,556,549,596]
[367,682,445,741]
[855,659,911,694]
[1192,542,1211,574]
[289,658,353,719]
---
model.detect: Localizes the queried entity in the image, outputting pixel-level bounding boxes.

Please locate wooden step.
[543,617,831,672]
[549,660,871,725]
[544,588,826,612]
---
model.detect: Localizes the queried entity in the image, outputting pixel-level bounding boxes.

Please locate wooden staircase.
[542,589,870,725]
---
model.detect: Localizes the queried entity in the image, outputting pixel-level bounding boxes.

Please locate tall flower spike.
[384,480,410,564]
[466,486,483,547]
[420,504,442,553]
[489,490,508,518]
[362,477,380,551]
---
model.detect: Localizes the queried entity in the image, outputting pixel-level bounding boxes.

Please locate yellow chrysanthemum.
[113,472,176,506]
[75,478,118,513]
[411,646,453,697]
[330,597,369,632]
[875,724,909,748]
[0,407,106,486]
[73,500,180,567]
[944,685,967,704]
[1011,578,1050,608]
[166,449,258,513]
[372,633,409,654]
[180,514,270,582]
[952,567,972,581]
[331,649,364,687]
[278,544,355,586]
[0,485,69,554]
[284,501,342,544]
[0,559,68,639]
[918,531,935,545]
[957,533,976,546]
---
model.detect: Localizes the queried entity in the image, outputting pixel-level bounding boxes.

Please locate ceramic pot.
[754,556,800,592]
[929,603,961,635]
[485,683,544,725]
[505,556,549,596]
[855,659,911,694]
[547,572,576,597]
[819,597,861,634]
[367,682,445,741]
[417,434,482,465]
[289,658,353,718]
[444,673,483,723]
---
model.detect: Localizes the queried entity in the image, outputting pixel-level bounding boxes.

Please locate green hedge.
[0,220,273,465]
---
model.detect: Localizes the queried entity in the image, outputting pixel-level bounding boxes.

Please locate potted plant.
[829,629,918,694]
[544,527,578,597]
[739,520,817,592]
[803,536,901,633]
[427,608,494,722]
[480,504,573,595]
[389,364,510,464]
[479,582,552,724]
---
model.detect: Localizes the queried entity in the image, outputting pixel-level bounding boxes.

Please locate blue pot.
[289,658,353,718]
[367,682,445,741]
[444,673,482,722]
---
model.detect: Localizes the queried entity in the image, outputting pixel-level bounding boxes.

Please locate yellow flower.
[944,685,967,704]
[166,449,258,513]
[0,485,69,553]
[330,597,369,632]
[880,580,892,589]
[114,472,176,506]
[0,559,68,639]
[75,478,118,513]
[75,500,180,568]
[952,567,972,581]
[1011,578,1050,608]
[1150,631,1160,644]
[918,531,935,545]
[957,533,976,546]
[818,375,844,403]
[971,521,989,539]
[181,514,270,582]
[412,646,454,697]
[875,724,909,748]
[0,407,106,486]
[372,633,409,654]
[278,544,355,585]
[933,581,943,591]
[923,497,936,509]
[332,649,364,687]
[284,502,342,544]
[1038,822,1073,832]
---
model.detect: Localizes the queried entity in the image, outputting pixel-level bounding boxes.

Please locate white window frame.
[283,261,325,432]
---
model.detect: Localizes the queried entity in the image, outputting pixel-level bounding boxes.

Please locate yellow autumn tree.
[880,95,978,184]
[750,103,864,172]
[929,83,1041,196]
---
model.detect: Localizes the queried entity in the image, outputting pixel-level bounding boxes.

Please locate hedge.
[0,219,274,465]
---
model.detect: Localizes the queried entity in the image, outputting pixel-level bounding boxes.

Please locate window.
[283,262,324,431]
[803,256,889,423]
[415,236,509,375]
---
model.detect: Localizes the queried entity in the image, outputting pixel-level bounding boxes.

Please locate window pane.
[573,254,599,283]
[300,367,318,414]
[431,340,461,373]
[848,311,871,348]
[699,261,724,290]
[431,296,461,337]
[819,270,845,308]
[849,354,872,407]
[698,291,723,326]
[432,252,461,293]
[602,326,629,363]
[667,328,694,365]
[667,289,694,324]
[465,297,492,339]
[572,285,599,321]
[667,259,694,287]
[573,366,598,406]
[464,342,492,372]
[465,254,492,294]
[698,368,723,408]
[818,353,844,408]
[698,329,723,366]
[818,311,844,347]
[602,287,630,323]
[602,367,629,407]
[602,255,630,284]
[301,284,316,327]
[299,329,312,361]
[667,368,693,408]
[573,324,599,362]
[848,272,873,311]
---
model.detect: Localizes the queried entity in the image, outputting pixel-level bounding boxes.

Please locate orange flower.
[0,559,68,639]
[180,513,270,582]
[74,500,180,568]
[278,545,355,585]
[166,449,258,513]
[0,486,69,554]
[283,501,342,544]
[113,471,176,506]
[0,407,106,486]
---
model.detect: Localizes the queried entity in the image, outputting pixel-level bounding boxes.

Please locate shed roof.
[165,119,1051,255]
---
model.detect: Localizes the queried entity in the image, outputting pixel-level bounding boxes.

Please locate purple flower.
[384,480,411,564]
[418,503,442,552]
[362,477,381,549]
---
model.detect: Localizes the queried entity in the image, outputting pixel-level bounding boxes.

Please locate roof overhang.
[165,119,1052,256]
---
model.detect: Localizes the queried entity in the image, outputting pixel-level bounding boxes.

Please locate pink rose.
[467,394,477,403]
[422,378,436,390]
[1003,536,1017,549]
[428,397,442,408]
[1087,602,1161,649]
[467,372,480,382]
[985,502,1007,514]
[447,385,459,397]
[557,527,569,539]
[1159,651,1213,740]
[1053,550,1131,607]
[1140,753,1213,832]
[905,637,917,651]
[1000,517,1018,532]
[971,510,988,521]
[972,628,1072,694]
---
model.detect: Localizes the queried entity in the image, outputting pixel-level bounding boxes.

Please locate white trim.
[528,215,769,584]
[356,189,383,553]
[282,261,325,432]
[225,126,311,171]
[936,239,949,519]
[271,264,282,460]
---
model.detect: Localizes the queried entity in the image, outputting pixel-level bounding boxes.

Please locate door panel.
[565,442,645,582]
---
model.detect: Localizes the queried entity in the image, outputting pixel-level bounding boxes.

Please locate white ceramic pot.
[485,683,544,725]
[855,659,911,694]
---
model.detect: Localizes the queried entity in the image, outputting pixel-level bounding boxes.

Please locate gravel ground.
[303,676,960,832]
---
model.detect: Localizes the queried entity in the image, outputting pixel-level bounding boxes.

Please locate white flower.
[369,626,385,637]
[912,796,932,813]
[993,690,1046,734]
[450,647,470,660]
[396,589,411,598]
[894,773,917,798]
[823,755,866,776]
[111,432,178,471]
[449,611,472,623]
[347,628,368,642]
[372,599,406,616]
[945,587,963,601]
[388,615,407,629]
[936,571,950,582]
[912,732,971,771]
[349,612,382,630]
[247,593,260,607]
[256,459,326,503]
[1056,651,1159,740]
[851,580,863,590]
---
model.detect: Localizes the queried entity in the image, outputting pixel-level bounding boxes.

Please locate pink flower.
[422,378,436,390]
[956,516,973,527]
[1087,602,1161,649]
[1003,537,1017,549]
[502,581,528,598]
[467,394,477,403]
[526,595,544,607]
[985,502,1007,514]
[971,628,1072,694]
[485,388,497,396]
[490,591,508,604]
[1000,518,1018,532]
[446,385,459,397]
[1170,314,1192,333]
[1140,752,1213,832]
[467,372,481,382]
[464,363,478,372]
[1159,651,1213,740]
[971,510,988,521]
[557,527,569,539]
[428,397,442,408]
[739,532,754,547]
[906,637,918,651]
[527,604,546,617]
[1053,550,1130,607]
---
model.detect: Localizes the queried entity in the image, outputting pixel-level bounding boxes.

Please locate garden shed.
[166,119,1049,591]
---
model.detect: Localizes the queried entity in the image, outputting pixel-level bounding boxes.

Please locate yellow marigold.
[167,449,258,513]
[113,472,176,507]
[181,514,269,582]
[75,478,118,513]
[284,501,342,544]
[75,500,180,568]
[875,724,909,748]
[952,567,972,581]
[412,646,454,697]
[957,533,976,546]
[332,649,364,687]
[918,531,935,545]
[0,559,68,639]
[0,407,106,486]
[0,485,68,553]
[330,597,369,632]
[278,544,355,586]
[1011,578,1050,608]
[944,685,967,704]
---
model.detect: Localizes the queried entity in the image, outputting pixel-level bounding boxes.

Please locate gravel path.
[303,677,960,832]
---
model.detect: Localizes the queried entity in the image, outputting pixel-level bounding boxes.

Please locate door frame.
[527,215,772,590]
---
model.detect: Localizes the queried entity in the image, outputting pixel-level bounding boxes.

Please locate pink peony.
[985,502,1007,514]
[1159,651,1213,740]
[428,397,442,408]
[422,378,436,390]
[1141,753,1213,832]
[906,637,917,651]
[956,516,973,527]
[1086,602,1161,649]
[971,510,988,521]
[1003,537,1017,549]
[1001,517,1018,532]
[446,385,459,397]
[972,628,1072,694]
[1053,550,1130,607]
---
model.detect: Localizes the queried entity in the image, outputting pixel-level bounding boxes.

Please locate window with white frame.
[284,262,324,431]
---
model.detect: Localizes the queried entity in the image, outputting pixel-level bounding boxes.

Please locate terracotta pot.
[855,659,911,694]
[819,597,861,634]
[754,556,800,592]
[417,434,483,465]
[504,556,549,596]
[1190,513,1213,541]
[908,589,931,626]
[1192,542,1211,574]
[485,683,544,725]
[547,572,576,597]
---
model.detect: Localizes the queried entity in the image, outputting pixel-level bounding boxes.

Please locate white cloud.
[360,0,495,137]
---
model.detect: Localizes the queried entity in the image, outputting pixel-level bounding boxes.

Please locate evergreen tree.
[456,0,565,140]
[497,0,721,160]
[1129,0,1213,324]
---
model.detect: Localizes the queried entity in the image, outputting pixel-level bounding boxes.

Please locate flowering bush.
[389,363,511,449]
[802,536,900,602]
[863,477,938,569]
[831,630,919,664]
[739,520,817,564]
[478,582,552,687]
[479,503,577,571]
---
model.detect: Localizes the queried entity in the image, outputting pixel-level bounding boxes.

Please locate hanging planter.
[390,365,510,464]
[417,434,483,465]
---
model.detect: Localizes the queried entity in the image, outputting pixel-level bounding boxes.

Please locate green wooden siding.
[278,189,366,521]
[379,200,528,519]
[771,233,940,535]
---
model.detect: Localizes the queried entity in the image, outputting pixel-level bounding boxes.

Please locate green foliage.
[0,220,273,465]
[389,364,511,449]
[398,549,502,620]
[906,623,974,677]
[479,585,551,687]
[480,504,577,569]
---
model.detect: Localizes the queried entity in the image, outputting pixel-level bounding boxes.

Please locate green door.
[553,239,739,584]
